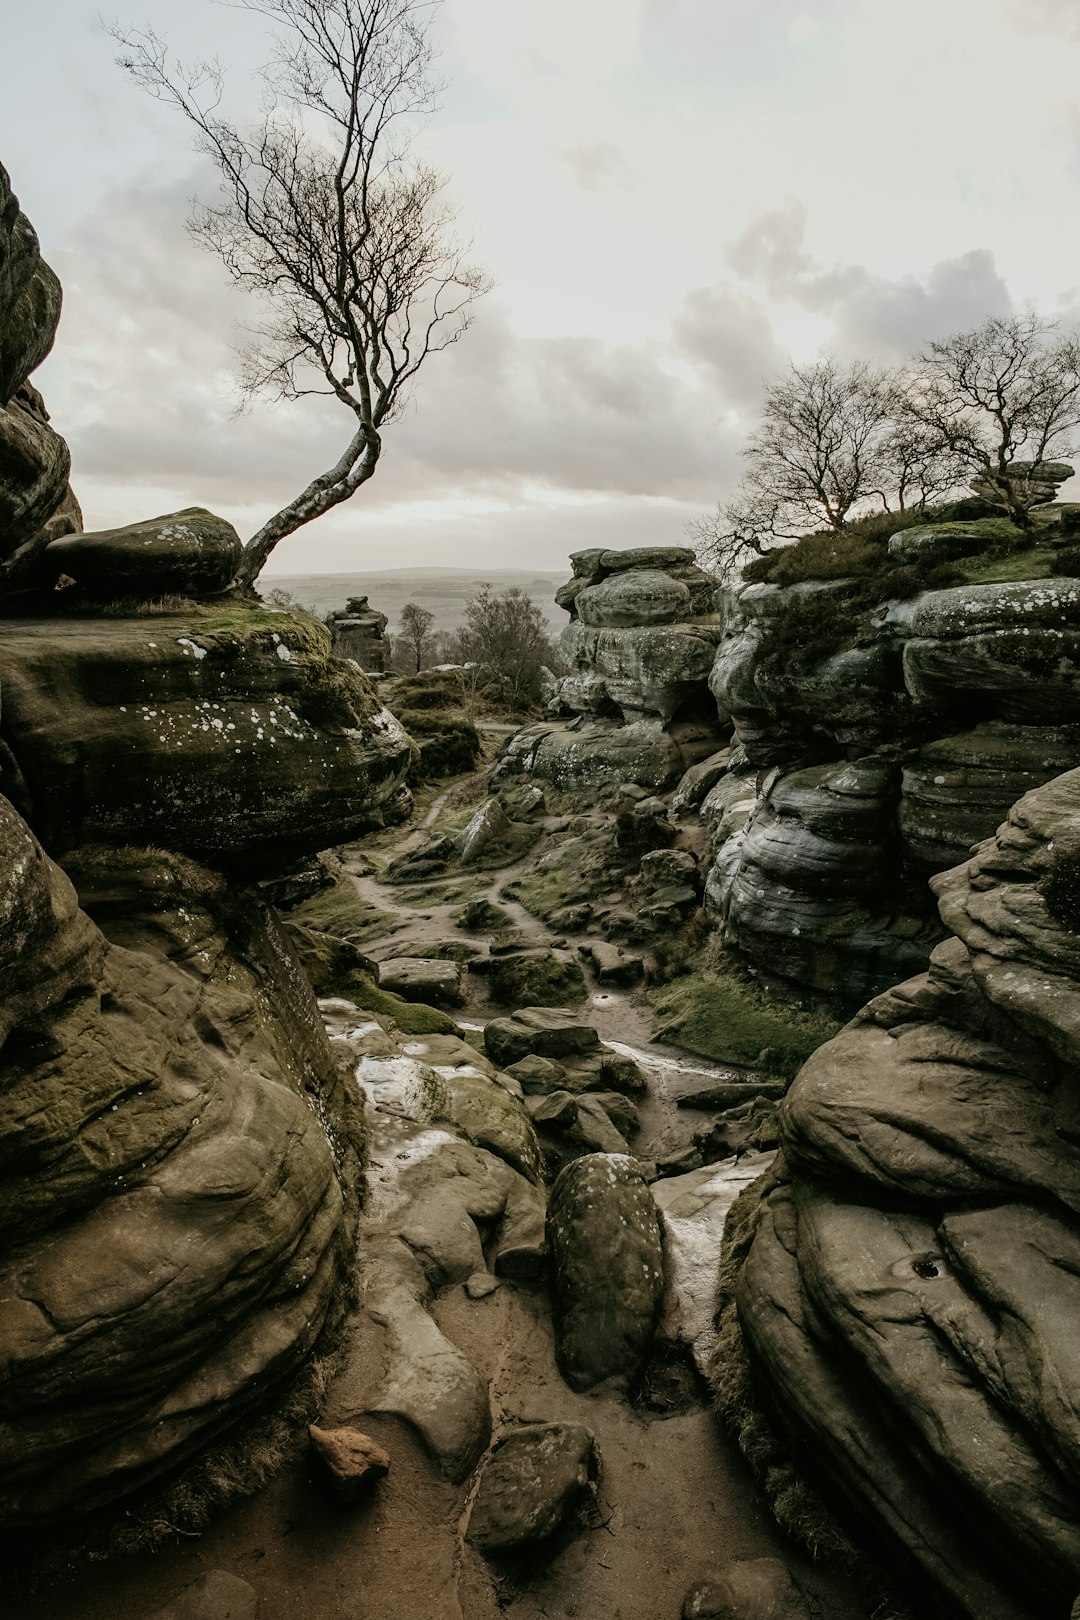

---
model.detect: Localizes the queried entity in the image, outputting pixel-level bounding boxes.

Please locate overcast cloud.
[4,0,1080,575]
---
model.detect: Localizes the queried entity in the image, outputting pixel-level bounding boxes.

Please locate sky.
[3,0,1080,577]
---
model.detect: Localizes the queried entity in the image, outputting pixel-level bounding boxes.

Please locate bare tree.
[394,600,435,672]
[904,313,1080,528]
[112,0,490,587]
[451,587,558,713]
[689,357,961,577]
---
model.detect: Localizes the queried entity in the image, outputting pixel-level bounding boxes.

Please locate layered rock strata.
[729,768,1080,1618]
[704,567,1080,1006]
[502,545,729,790]
[0,816,362,1526]
[0,164,414,1528]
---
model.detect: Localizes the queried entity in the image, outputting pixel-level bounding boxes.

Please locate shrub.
[1049,543,1080,578]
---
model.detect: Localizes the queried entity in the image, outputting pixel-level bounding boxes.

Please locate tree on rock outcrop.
[691,357,960,576]
[904,313,1080,529]
[113,0,489,588]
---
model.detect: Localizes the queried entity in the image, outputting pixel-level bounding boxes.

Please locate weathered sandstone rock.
[466,1422,600,1553]
[0,826,358,1526]
[0,165,70,586]
[546,1153,664,1391]
[727,767,1080,1618]
[0,609,413,862]
[42,508,243,599]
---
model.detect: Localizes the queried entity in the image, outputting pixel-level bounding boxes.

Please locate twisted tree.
[113,0,489,586]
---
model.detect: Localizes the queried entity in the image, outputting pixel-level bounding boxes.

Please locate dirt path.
[11,789,875,1620]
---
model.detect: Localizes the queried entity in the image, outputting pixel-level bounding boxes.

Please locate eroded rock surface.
[499,545,728,790]
[0,824,360,1526]
[0,611,412,862]
[727,768,1080,1618]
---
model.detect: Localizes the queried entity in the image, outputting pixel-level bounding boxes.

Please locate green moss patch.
[648,949,840,1079]
[513,826,622,922]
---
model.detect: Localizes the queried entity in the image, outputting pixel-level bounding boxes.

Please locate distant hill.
[261,566,567,634]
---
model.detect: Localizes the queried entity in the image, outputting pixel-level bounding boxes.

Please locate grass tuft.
[648,942,840,1079]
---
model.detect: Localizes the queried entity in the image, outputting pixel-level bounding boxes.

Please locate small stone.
[484,1007,600,1067]
[466,1271,502,1299]
[506,1053,568,1094]
[146,1570,258,1620]
[309,1424,391,1503]
[682,1558,811,1619]
[466,1421,601,1554]
[528,1090,580,1129]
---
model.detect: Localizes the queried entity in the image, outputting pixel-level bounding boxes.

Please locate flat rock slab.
[582,939,643,985]
[682,1557,811,1619]
[378,956,464,1007]
[485,1006,600,1067]
[547,1153,664,1391]
[466,1421,601,1554]
[654,1153,774,1375]
[145,1571,258,1620]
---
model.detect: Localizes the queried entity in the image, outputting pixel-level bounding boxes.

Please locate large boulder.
[727,767,1080,1618]
[42,508,243,599]
[0,823,359,1527]
[497,717,722,793]
[903,578,1080,724]
[546,1153,664,1391]
[560,618,725,723]
[0,608,413,862]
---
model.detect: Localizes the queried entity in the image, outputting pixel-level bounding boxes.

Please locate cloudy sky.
[3,0,1080,577]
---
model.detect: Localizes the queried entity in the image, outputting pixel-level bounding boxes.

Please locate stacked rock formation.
[0,164,413,1527]
[706,568,1080,1008]
[327,594,389,673]
[499,544,729,790]
[728,767,1080,1619]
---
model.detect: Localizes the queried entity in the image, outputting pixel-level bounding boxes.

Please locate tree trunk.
[236,428,380,588]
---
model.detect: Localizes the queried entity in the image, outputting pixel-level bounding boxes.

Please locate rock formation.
[707,566,1080,1008]
[725,768,1080,1618]
[500,545,729,790]
[0,166,413,1527]
[327,594,389,673]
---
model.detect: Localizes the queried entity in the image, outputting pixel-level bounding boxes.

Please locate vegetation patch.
[512,825,623,922]
[648,944,840,1079]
